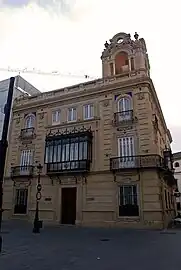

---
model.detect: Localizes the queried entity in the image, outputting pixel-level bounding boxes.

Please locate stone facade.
[173,152,181,211]
[3,32,176,229]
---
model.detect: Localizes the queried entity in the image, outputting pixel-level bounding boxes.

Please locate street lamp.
[33,163,43,234]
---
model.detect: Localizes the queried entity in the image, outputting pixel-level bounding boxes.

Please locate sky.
[0,0,180,152]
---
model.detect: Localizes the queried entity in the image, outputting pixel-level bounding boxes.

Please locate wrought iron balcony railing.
[110,155,164,171]
[47,160,91,174]
[114,110,133,125]
[11,166,34,178]
[20,127,35,140]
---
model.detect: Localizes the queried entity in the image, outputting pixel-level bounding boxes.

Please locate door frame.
[60,186,77,225]
[118,137,135,168]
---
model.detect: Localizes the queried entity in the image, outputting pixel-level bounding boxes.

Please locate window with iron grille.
[119,185,139,216]
[14,189,28,214]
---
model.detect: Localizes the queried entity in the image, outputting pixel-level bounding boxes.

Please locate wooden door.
[61,187,77,225]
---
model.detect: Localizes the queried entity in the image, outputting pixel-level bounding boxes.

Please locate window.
[25,114,35,128]
[119,185,139,216]
[83,104,94,120]
[20,150,33,175]
[68,108,77,122]
[14,189,28,214]
[118,137,135,168]
[45,137,89,164]
[45,132,92,172]
[20,150,33,166]
[52,110,61,124]
[118,97,132,121]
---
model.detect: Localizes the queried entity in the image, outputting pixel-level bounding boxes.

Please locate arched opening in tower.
[115,52,129,75]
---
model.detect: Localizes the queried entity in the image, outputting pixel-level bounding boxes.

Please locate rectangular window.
[68,108,77,122]
[52,110,61,124]
[20,150,33,175]
[119,185,139,216]
[14,189,28,214]
[20,150,33,166]
[45,135,91,168]
[118,137,135,168]
[83,104,94,120]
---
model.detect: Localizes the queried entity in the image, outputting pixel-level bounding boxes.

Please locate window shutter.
[119,137,134,157]
[73,108,76,120]
[84,105,88,119]
[84,104,93,119]
[90,104,94,118]
[52,111,60,123]
[20,150,33,166]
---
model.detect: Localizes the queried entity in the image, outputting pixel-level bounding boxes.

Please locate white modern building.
[0,75,40,139]
[173,151,181,211]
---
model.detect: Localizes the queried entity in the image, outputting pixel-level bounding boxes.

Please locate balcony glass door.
[118,137,135,168]
[118,97,131,121]
[20,150,33,175]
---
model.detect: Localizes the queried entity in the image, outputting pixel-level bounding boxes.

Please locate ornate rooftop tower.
[101,32,150,78]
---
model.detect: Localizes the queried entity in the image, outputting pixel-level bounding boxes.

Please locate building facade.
[173,152,181,211]
[3,32,176,229]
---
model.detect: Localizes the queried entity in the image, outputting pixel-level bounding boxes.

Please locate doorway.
[14,189,28,214]
[61,187,77,225]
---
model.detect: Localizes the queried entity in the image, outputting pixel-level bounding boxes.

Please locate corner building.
[3,32,176,229]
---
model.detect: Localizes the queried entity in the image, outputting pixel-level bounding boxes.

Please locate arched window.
[25,114,35,129]
[118,97,132,121]
[175,162,180,168]
[115,52,129,74]
[118,97,131,112]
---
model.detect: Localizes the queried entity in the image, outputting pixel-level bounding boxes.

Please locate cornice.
[13,75,150,113]
[148,79,170,141]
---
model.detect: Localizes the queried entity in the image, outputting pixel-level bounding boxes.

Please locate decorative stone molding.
[137,93,145,100]
[103,100,110,107]
[39,112,45,120]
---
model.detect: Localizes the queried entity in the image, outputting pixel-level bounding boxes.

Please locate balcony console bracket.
[47,173,87,186]
[12,177,32,187]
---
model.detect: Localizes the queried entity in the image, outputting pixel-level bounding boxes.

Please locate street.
[0,220,180,270]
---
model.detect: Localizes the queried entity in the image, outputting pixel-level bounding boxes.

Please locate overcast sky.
[0,0,180,152]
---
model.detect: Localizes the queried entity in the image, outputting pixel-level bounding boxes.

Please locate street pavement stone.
[0,220,181,270]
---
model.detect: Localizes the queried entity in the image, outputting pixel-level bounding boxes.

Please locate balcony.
[47,160,91,175]
[11,166,34,178]
[114,110,133,126]
[110,155,164,171]
[115,65,129,75]
[20,127,35,140]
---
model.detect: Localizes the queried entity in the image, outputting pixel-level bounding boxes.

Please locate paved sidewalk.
[0,221,181,270]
